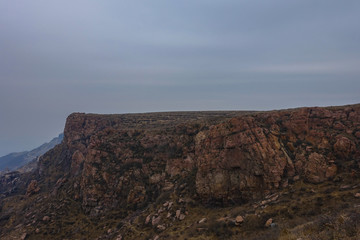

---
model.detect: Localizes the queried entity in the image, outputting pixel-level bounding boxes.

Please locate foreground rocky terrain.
[0,104,359,239]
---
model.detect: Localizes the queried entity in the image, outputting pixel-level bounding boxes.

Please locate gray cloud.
[0,0,360,155]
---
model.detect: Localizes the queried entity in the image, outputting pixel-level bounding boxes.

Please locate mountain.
[0,105,359,239]
[0,133,64,173]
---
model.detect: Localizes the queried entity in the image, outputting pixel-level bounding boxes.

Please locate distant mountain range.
[0,133,63,173]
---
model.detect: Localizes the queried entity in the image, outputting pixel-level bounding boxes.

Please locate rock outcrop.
[36,104,360,212]
[26,180,40,196]
[195,106,360,203]
[1,104,359,239]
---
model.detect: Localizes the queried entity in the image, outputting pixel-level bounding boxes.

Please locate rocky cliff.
[1,105,360,239]
[196,106,360,202]
[59,106,360,211]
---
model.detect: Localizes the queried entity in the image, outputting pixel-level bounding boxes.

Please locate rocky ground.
[0,104,359,239]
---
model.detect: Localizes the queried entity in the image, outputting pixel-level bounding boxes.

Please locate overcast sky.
[1,0,360,156]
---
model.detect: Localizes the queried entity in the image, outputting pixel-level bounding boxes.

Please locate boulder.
[235,216,244,225]
[265,218,273,227]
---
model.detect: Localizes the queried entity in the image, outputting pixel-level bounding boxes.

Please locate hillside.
[0,105,359,239]
[0,134,64,173]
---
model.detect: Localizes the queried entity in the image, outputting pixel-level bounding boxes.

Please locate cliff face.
[1,105,359,239]
[60,112,238,214]
[196,106,360,203]
[38,105,360,214]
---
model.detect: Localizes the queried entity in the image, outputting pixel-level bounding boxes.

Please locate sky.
[0,0,360,156]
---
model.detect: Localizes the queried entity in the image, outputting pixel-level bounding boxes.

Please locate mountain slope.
[0,105,359,239]
[0,133,64,172]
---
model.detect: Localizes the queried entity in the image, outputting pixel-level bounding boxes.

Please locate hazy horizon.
[1,0,360,156]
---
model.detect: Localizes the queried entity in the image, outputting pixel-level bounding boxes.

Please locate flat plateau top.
[68,103,360,130]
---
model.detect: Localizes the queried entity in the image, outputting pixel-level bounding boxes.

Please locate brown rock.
[26,180,40,196]
[198,218,207,224]
[305,152,327,183]
[149,173,163,184]
[42,216,50,222]
[157,224,166,231]
[176,209,181,219]
[163,181,174,191]
[333,121,346,130]
[235,215,244,225]
[152,215,161,226]
[71,150,85,176]
[334,136,355,159]
[179,214,186,220]
[340,185,351,190]
[265,218,273,227]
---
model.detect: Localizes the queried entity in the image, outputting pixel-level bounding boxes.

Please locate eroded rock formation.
[34,105,360,214]
[1,104,360,239]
